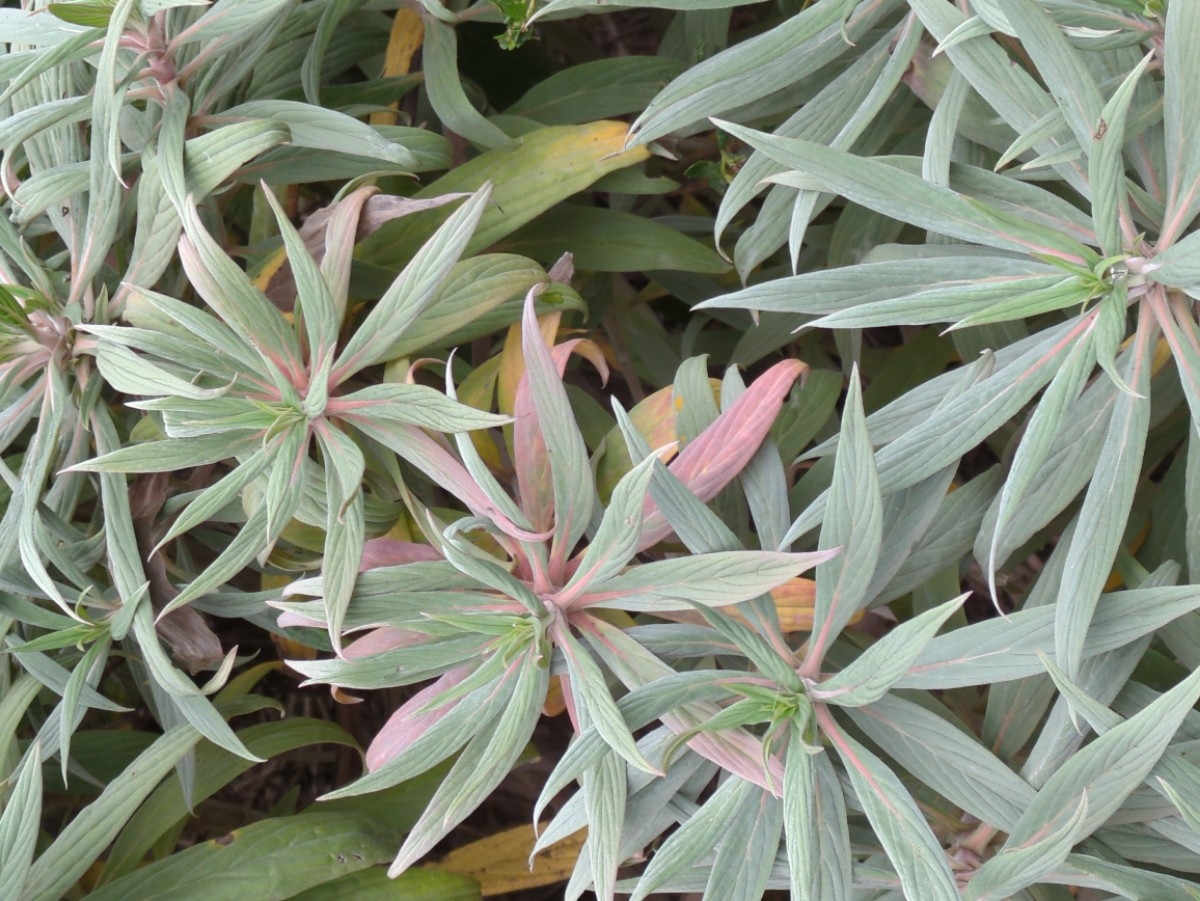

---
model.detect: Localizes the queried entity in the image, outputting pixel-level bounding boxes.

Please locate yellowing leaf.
[369,9,424,126]
[356,121,652,267]
[595,379,721,501]
[428,824,585,897]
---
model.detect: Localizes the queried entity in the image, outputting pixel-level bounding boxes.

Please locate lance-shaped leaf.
[981,326,1095,593]
[559,455,656,603]
[260,184,339,366]
[1051,854,1200,901]
[1088,52,1153,256]
[820,708,959,900]
[333,186,492,378]
[897,584,1200,689]
[847,694,1033,833]
[628,775,751,901]
[967,792,1090,901]
[577,549,834,613]
[1161,0,1200,246]
[628,0,858,145]
[697,253,1060,323]
[812,595,964,706]
[178,202,304,387]
[785,722,851,901]
[714,120,1091,262]
[0,744,40,899]
[1039,652,1200,838]
[388,653,547,876]
[313,424,366,652]
[805,368,881,672]
[350,419,548,543]
[638,359,806,550]
[1056,307,1152,679]
[976,659,1200,897]
[555,625,658,775]
[21,722,204,901]
[705,781,782,901]
[514,289,601,579]
[329,383,509,433]
[95,343,231,402]
[582,747,626,901]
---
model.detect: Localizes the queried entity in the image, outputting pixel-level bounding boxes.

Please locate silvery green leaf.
[1162,0,1200,245]
[630,0,861,145]
[699,254,1059,325]
[980,660,1200,896]
[898,583,1200,689]
[1050,854,1200,901]
[260,186,339,364]
[580,549,833,612]
[714,23,892,263]
[0,744,40,899]
[0,96,91,154]
[130,603,258,762]
[171,0,294,45]
[557,626,657,774]
[21,721,203,901]
[334,383,509,432]
[563,455,656,597]
[178,203,303,384]
[583,749,626,901]
[847,694,1032,833]
[75,435,256,474]
[785,722,851,901]
[981,329,1095,590]
[813,595,964,707]
[966,791,1089,901]
[715,120,1089,260]
[824,717,959,900]
[95,343,231,401]
[906,0,1087,194]
[628,775,749,901]
[1055,314,1152,679]
[688,604,800,692]
[1088,52,1153,255]
[705,782,781,901]
[388,654,546,876]
[1004,0,1104,155]
[516,289,595,576]
[806,368,881,668]
[219,100,419,167]
[334,186,492,376]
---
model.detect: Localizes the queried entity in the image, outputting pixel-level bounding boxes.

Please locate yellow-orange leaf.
[428,824,585,897]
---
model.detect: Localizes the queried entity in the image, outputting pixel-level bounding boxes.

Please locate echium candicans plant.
[578,0,1200,896]
[77,185,511,649]
[277,287,835,891]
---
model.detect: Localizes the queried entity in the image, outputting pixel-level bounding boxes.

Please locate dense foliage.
[4,0,1200,898]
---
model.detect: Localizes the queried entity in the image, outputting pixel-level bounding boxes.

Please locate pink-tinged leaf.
[176,206,305,387]
[359,539,444,572]
[573,549,835,612]
[1151,288,1200,433]
[637,360,805,550]
[343,626,427,661]
[276,610,325,629]
[365,665,472,772]
[581,616,783,793]
[817,705,960,900]
[350,418,551,544]
[514,288,607,579]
